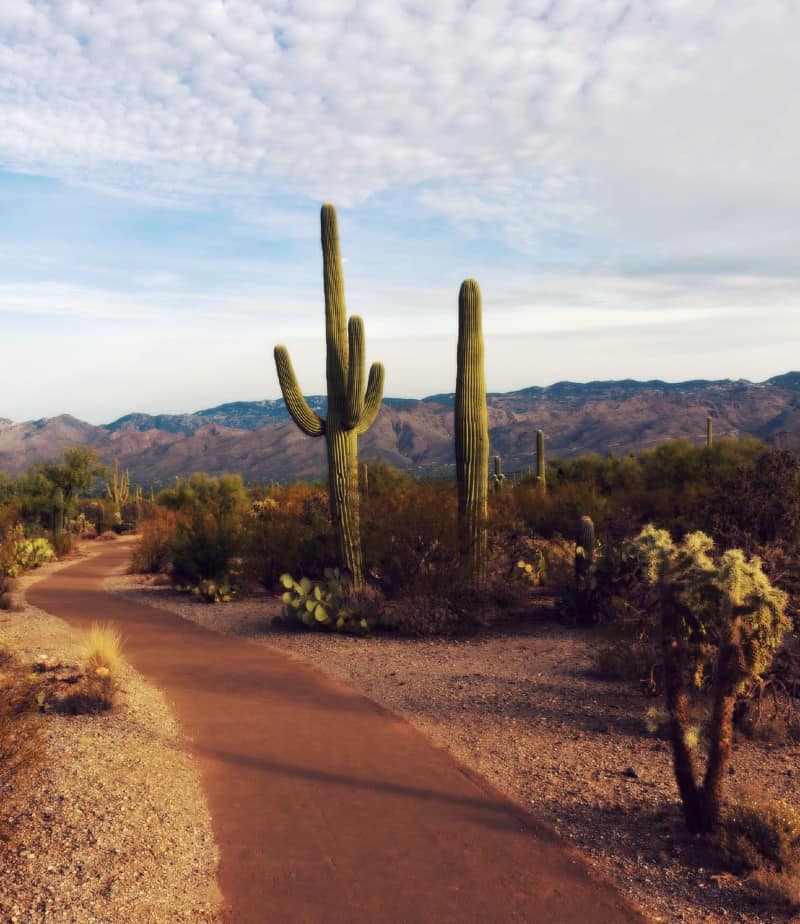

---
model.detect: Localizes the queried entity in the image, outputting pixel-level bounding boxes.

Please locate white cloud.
[0,0,797,268]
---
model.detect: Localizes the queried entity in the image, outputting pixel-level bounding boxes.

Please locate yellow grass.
[83,622,123,676]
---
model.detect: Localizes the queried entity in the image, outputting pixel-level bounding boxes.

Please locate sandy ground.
[0,544,221,924]
[108,570,800,924]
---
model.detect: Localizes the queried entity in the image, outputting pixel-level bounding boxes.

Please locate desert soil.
[0,543,221,924]
[108,569,800,924]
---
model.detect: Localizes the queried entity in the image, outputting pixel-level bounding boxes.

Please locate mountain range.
[1,373,799,485]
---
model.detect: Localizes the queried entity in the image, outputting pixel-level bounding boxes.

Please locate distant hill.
[2,374,799,484]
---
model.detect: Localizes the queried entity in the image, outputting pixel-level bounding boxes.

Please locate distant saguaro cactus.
[706,416,713,448]
[274,204,384,590]
[575,515,595,590]
[536,428,546,490]
[492,455,505,492]
[106,457,130,506]
[455,279,489,586]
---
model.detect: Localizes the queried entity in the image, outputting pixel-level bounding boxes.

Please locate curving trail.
[27,541,647,924]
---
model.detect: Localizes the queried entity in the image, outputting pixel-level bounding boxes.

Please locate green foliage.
[0,525,55,579]
[159,474,248,584]
[279,568,377,633]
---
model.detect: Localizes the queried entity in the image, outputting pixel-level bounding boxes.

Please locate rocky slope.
[1,374,798,483]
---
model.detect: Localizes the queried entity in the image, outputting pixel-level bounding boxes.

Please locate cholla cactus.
[455,279,489,586]
[643,527,789,834]
[274,204,384,590]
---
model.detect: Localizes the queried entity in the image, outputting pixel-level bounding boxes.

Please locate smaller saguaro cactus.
[455,279,489,586]
[706,416,713,448]
[575,515,595,586]
[492,455,506,491]
[536,429,546,491]
[361,462,369,497]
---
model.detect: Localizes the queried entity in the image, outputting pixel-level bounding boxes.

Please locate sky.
[0,0,798,423]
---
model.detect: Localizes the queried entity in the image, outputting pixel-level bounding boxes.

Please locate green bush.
[160,474,247,584]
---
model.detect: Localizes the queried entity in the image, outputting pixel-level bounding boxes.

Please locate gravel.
[110,571,800,924]
[0,549,221,924]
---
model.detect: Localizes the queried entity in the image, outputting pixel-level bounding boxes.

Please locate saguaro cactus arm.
[274,345,326,437]
[345,316,366,428]
[357,362,385,434]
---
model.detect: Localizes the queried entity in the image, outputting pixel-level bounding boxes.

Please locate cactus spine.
[706,416,713,448]
[536,428,546,490]
[274,204,384,590]
[455,279,489,586]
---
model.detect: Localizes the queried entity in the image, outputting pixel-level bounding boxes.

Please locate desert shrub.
[712,798,800,909]
[0,639,42,846]
[361,471,460,597]
[160,474,247,584]
[241,484,334,590]
[512,480,607,540]
[130,507,179,573]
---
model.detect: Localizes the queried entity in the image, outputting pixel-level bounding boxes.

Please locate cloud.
[0,1,796,270]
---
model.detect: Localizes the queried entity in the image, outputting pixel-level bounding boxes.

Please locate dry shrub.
[362,474,459,598]
[242,484,334,590]
[130,507,179,573]
[712,797,800,910]
[0,640,42,847]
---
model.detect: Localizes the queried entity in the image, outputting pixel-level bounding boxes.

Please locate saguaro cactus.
[706,416,713,448]
[536,428,546,490]
[274,204,384,590]
[455,279,489,585]
[492,455,505,491]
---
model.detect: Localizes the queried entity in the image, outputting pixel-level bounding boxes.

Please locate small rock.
[622,767,639,779]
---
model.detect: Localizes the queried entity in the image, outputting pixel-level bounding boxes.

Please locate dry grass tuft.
[50,622,124,714]
[84,622,123,675]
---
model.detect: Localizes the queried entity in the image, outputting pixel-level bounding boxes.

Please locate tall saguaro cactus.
[706,416,713,448]
[274,204,384,590]
[455,279,489,586]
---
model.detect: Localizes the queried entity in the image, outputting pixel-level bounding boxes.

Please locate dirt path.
[26,541,647,924]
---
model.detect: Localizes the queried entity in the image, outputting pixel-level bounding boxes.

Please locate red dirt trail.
[27,541,647,924]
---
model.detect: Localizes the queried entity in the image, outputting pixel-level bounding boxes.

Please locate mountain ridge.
[1,373,799,483]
